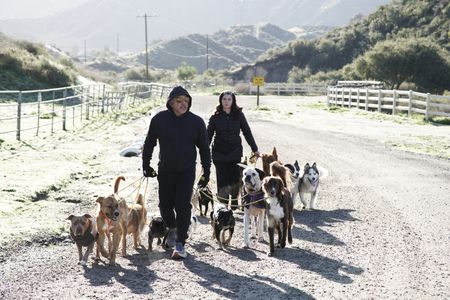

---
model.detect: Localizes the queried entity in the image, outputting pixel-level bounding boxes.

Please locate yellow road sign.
[252,76,265,86]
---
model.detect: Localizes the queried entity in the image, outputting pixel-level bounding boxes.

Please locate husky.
[299,162,320,210]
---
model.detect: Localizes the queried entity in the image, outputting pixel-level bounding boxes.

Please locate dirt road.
[1,94,449,299]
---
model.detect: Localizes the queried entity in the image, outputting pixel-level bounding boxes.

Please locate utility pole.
[206,34,209,71]
[137,13,156,81]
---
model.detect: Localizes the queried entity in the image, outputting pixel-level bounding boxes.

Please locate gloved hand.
[197,173,210,188]
[143,164,157,178]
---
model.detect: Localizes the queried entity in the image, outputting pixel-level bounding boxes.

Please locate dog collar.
[70,224,98,247]
[243,191,265,208]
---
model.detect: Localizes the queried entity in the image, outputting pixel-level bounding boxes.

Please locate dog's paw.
[250,235,257,240]
[257,237,265,243]
[78,260,87,266]
[242,242,250,248]
[267,252,274,257]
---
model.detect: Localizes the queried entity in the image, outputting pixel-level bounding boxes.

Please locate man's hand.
[143,165,157,178]
[197,173,209,188]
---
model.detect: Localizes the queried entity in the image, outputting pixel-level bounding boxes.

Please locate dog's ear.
[256,168,266,180]
[83,214,93,219]
[285,164,294,174]
[96,196,104,204]
[237,163,248,169]
[66,215,75,221]
[294,160,299,169]
[304,163,310,170]
[272,147,277,158]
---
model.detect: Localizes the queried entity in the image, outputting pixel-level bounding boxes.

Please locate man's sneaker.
[164,228,177,248]
[171,242,187,259]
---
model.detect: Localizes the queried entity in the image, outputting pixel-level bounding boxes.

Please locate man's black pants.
[158,167,195,244]
[214,160,240,209]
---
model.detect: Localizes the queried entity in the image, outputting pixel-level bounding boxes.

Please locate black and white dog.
[284,160,301,205]
[210,204,235,250]
[299,162,320,210]
[239,164,266,248]
[262,176,293,256]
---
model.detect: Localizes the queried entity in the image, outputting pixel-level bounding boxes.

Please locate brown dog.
[67,214,98,266]
[126,193,147,249]
[96,176,129,265]
[262,176,293,256]
[262,147,278,176]
[270,160,292,189]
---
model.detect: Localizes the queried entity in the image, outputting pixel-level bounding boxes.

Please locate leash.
[196,187,269,209]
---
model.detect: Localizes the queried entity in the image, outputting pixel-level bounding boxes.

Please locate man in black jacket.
[142,86,211,259]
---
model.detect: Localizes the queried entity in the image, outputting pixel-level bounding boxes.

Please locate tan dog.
[96,176,129,265]
[67,214,98,266]
[262,147,278,176]
[126,193,147,249]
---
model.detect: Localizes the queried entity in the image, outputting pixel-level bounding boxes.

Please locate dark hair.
[215,91,242,115]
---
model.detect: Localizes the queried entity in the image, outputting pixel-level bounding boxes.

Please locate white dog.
[299,162,320,209]
[239,164,267,248]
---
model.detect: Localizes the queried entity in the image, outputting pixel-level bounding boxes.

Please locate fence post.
[326,87,330,107]
[377,90,382,112]
[63,89,67,131]
[36,92,42,136]
[80,87,83,122]
[51,91,55,133]
[365,88,369,111]
[356,89,360,109]
[348,88,352,108]
[133,85,138,105]
[16,92,22,140]
[86,85,90,120]
[426,93,430,121]
[277,85,280,96]
[392,90,397,115]
[408,90,412,118]
[341,88,345,107]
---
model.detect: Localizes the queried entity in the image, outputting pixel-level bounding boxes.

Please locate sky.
[0,0,89,19]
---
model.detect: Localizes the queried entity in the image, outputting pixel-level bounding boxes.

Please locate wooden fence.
[249,83,327,95]
[327,86,450,120]
[0,82,172,140]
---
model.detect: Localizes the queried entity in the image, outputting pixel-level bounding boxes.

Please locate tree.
[353,38,450,93]
[176,63,197,82]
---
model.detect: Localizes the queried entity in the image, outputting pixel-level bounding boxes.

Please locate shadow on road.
[183,257,314,299]
[276,247,363,284]
[293,209,359,246]
[82,251,165,294]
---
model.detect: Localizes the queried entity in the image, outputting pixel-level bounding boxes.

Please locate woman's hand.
[253,151,261,158]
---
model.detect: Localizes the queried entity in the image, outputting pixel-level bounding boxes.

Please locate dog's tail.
[135,193,148,224]
[114,176,126,193]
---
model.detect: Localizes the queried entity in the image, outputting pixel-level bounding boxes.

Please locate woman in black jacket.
[207,91,260,209]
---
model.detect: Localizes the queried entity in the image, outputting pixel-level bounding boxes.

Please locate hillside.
[0,0,389,52]
[229,0,450,92]
[142,24,298,72]
[0,33,77,91]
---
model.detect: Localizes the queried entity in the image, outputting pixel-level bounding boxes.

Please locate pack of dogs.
[67,147,322,264]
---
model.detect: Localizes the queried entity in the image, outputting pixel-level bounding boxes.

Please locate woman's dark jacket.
[207,110,258,163]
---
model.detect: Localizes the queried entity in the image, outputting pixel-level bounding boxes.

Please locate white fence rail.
[249,83,327,95]
[0,82,171,141]
[326,86,450,120]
